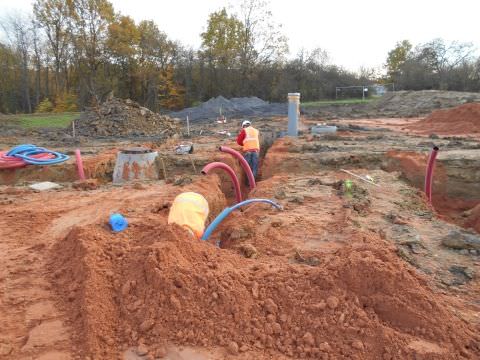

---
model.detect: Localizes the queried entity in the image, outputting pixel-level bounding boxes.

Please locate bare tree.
[235,0,288,93]
[33,0,71,94]
[416,39,475,89]
[1,13,33,113]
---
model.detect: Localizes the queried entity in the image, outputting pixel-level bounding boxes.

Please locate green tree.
[201,8,244,97]
[385,40,412,81]
[201,8,244,66]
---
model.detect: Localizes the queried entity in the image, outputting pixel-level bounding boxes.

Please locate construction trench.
[1,100,480,359]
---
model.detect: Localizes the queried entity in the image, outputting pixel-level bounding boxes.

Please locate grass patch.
[302,98,375,107]
[14,112,80,128]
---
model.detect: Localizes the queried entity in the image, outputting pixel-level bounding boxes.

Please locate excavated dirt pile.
[408,102,480,135]
[76,97,180,137]
[50,216,479,358]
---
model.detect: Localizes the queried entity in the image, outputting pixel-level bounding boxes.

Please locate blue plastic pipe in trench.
[201,198,282,241]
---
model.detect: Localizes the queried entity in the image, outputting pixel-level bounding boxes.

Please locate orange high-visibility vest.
[168,192,209,239]
[243,126,260,152]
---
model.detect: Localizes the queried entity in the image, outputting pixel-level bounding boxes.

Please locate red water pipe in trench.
[75,149,86,181]
[201,162,242,204]
[424,146,439,204]
[219,146,256,189]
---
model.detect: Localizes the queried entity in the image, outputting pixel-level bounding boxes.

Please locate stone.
[251,281,259,298]
[264,298,278,314]
[289,195,305,204]
[155,346,167,358]
[240,244,258,259]
[136,344,149,356]
[303,332,315,346]
[352,340,364,350]
[72,179,99,190]
[274,189,287,200]
[449,265,475,280]
[29,182,62,192]
[139,319,155,332]
[326,296,339,310]
[319,342,331,352]
[227,341,239,355]
[441,230,480,250]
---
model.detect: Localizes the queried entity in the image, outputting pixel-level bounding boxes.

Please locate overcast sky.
[2,0,479,72]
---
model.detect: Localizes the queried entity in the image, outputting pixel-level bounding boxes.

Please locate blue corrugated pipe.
[6,144,69,165]
[201,198,282,241]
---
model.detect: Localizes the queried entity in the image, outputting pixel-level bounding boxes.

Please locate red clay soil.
[50,211,480,359]
[465,203,480,233]
[408,103,480,135]
[385,150,480,232]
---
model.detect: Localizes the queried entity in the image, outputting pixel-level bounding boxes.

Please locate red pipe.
[219,146,256,189]
[75,149,86,180]
[0,151,54,169]
[424,146,439,203]
[201,162,242,203]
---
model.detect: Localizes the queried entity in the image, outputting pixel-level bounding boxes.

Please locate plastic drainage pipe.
[219,146,256,189]
[201,198,282,241]
[201,162,242,204]
[424,146,439,203]
[75,149,86,181]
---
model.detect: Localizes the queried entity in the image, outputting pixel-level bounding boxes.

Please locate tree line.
[1,0,479,114]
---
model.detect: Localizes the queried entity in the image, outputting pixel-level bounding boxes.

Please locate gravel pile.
[170,96,286,121]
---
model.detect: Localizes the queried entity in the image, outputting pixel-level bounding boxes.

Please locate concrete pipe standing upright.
[288,92,300,136]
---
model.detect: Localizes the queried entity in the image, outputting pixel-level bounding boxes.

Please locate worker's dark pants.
[243,151,259,185]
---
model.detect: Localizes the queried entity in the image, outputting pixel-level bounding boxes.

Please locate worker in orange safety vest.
[236,119,260,186]
[168,192,209,239]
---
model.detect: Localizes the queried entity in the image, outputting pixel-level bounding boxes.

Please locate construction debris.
[29,181,62,191]
[76,97,180,137]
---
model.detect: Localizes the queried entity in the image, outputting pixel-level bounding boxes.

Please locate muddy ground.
[0,114,480,359]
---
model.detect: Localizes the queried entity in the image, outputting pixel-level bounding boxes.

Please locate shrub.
[36,98,54,113]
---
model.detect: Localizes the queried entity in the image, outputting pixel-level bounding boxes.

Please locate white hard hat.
[242,120,251,127]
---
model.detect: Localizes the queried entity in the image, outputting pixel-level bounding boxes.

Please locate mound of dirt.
[76,97,180,137]
[408,102,480,135]
[303,90,480,120]
[374,90,480,116]
[50,217,479,358]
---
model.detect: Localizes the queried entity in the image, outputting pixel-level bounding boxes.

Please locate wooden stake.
[188,154,197,174]
[160,157,167,181]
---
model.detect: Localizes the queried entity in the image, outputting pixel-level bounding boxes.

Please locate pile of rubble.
[170,96,286,122]
[76,97,180,137]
